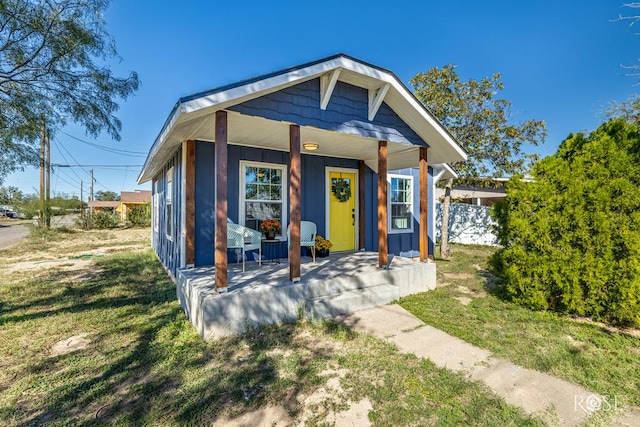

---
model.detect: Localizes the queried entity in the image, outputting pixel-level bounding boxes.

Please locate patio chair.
[227,223,262,272]
[287,221,317,263]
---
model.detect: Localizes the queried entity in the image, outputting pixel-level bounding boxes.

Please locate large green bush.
[126,204,151,227]
[77,210,120,229]
[491,119,640,325]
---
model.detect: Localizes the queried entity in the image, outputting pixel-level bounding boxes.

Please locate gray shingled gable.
[228,78,427,147]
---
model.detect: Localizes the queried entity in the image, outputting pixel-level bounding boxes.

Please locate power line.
[58,130,147,156]
[56,167,82,187]
[53,164,143,168]
[51,136,116,193]
[52,168,80,189]
[52,137,85,184]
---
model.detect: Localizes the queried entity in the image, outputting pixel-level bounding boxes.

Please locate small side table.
[261,238,284,264]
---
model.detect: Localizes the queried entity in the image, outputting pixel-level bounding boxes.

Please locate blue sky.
[6,0,639,198]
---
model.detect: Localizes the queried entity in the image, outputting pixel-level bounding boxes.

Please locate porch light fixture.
[303,142,319,151]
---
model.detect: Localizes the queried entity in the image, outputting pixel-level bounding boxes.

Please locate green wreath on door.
[331,178,351,203]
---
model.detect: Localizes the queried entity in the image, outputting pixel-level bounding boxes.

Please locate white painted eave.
[138,55,467,184]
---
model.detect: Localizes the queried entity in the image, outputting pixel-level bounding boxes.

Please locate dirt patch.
[455,296,474,306]
[570,317,640,339]
[6,258,94,274]
[296,366,373,426]
[455,286,487,300]
[50,334,91,357]
[443,272,474,280]
[564,335,587,349]
[332,399,373,427]
[214,405,293,426]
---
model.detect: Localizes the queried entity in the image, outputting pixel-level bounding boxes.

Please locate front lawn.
[400,244,640,409]
[0,228,540,426]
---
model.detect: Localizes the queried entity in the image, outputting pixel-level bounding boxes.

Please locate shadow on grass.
[2,249,345,425]
[0,251,175,324]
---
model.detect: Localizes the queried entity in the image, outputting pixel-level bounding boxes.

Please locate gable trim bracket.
[368,83,390,121]
[320,68,341,110]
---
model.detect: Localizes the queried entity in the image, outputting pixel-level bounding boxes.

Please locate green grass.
[400,244,640,409]
[0,229,541,426]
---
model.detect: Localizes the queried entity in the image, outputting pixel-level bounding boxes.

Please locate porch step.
[305,283,399,318]
[304,274,390,299]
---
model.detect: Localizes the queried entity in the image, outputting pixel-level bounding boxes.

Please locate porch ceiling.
[164,110,425,173]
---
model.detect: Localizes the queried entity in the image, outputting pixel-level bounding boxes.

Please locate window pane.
[258,168,268,183]
[246,183,257,200]
[270,184,281,201]
[245,202,282,230]
[391,203,411,230]
[242,163,285,232]
[245,167,257,184]
[271,169,282,184]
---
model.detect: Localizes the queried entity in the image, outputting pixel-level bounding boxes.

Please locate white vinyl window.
[388,174,413,233]
[239,161,287,235]
[153,180,159,232]
[166,167,174,240]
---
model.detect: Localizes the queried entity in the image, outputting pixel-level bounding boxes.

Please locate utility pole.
[90,169,94,216]
[80,181,84,219]
[45,130,51,229]
[39,116,45,228]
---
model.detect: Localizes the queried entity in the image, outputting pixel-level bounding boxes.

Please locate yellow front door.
[329,171,356,251]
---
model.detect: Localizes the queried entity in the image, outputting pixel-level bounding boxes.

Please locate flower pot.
[265,231,276,240]
[316,248,330,258]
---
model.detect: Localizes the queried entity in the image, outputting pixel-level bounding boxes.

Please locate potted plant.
[314,235,332,258]
[260,219,281,240]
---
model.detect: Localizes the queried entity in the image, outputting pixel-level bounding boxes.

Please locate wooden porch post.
[358,160,366,251]
[185,140,196,267]
[419,147,429,261]
[215,111,228,291]
[378,140,388,268]
[289,124,301,281]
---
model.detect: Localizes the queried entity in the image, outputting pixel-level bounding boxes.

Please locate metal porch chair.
[227,223,262,272]
[287,221,317,263]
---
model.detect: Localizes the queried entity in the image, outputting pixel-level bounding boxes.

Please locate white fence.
[435,202,498,246]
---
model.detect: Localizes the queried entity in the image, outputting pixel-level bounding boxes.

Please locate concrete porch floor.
[176,252,436,339]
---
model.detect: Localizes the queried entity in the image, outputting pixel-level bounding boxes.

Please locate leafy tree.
[0,0,139,183]
[607,95,640,125]
[0,185,23,204]
[615,2,640,80]
[410,65,546,258]
[94,190,119,201]
[491,119,640,326]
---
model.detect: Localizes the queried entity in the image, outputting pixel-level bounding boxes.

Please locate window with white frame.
[388,174,413,233]
[166,167,174,240]
[239,161,287,234]
[153,180,159,232]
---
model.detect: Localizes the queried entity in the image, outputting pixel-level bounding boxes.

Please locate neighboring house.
[88,190,151,221]
[137,54,466,291]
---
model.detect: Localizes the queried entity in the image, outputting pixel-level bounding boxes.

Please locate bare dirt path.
[0,223,29,249]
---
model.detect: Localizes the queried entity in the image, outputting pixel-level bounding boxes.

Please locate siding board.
[229,79,426,147]
[151,148,182,277]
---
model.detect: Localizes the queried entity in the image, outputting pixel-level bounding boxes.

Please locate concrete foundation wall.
[176,257,436,340]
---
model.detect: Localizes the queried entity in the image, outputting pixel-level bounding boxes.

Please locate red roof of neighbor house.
[88,201,120,208]
[121,190,151,203]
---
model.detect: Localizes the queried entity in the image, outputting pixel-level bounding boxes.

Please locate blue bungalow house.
[138,54,466,338]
